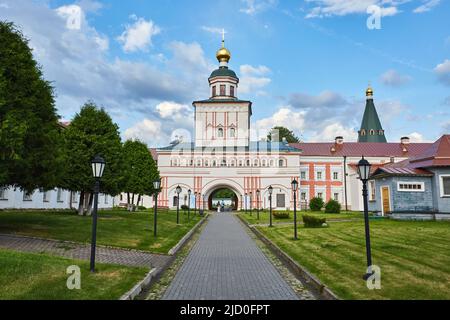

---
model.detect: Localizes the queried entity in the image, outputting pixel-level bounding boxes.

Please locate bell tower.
[358,85,387,143]
[193,34,252,148]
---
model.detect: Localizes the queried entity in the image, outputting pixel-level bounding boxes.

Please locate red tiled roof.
[409,135,450,167]
[372,159,434,176]
[289,142,432,157]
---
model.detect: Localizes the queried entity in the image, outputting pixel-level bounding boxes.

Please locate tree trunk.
[78,191,85,216]
[136,194,141,211]
[69,192,73,211]
[86,192,94,216]
[131,193,135,212]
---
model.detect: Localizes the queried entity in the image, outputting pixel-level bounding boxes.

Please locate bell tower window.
[212,85,217,97]
[220,85,226,96]
[230,86,235,97]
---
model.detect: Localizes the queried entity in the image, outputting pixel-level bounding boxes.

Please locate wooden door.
[381,187,390,215]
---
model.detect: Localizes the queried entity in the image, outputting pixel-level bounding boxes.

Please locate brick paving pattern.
[163,212,302,300]
[0,234,170,270]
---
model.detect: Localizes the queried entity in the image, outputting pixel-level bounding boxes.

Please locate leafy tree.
[267,126,300,143]
[62,102,123,215]
[122,139,159,211]
[213,188,235,199]
[309,197,324,212]
[0,22,62,191]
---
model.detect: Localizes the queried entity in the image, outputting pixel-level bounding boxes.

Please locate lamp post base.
[362,271,375,281]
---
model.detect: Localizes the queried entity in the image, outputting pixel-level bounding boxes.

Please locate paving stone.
[0,234,170,270]
[162,212,304,300]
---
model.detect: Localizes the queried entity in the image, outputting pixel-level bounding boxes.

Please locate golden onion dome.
[216,41,231,63]
[366,85,373,97]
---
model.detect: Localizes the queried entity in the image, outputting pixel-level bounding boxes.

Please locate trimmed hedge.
[325,199,341,214]
[302,214,326,228]
[273,211,290,219]
[309,197,324,211]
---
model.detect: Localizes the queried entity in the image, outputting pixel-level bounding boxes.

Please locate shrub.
[181,205,189,210]
[137,206,147,211]
[302,215,327,228]
[309,197,324,211]
[273,211,290,219]
[325,199,341,214]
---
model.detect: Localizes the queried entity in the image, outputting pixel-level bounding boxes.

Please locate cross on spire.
[221,28,226,47]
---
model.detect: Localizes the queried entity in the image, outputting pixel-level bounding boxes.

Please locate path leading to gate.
[162,212,304,300]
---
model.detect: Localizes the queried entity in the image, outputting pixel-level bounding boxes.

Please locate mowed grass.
[258,220,450,300]
[0,209,201,254]
[0,249,147,300]
[239,210,364,225]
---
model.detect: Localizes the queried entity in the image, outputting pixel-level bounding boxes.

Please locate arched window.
[212,160,217,167]
[370,129,375,135]
[253,159,259,166]
[221,158,227,167]
[361,129,366,136]
[279,159,284,167]
[379,130,384,135]
[205,160,209,167]
[246,159,250,166]
[230,127,236,138]
[218,128,224,138]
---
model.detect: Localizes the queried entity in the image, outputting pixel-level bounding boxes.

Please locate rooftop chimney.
[401,136,410,145]
[335,136,344,145]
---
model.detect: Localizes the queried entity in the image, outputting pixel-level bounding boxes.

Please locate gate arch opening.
[208,188,238,211]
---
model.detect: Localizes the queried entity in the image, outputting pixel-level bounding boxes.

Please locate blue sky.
[1,0,449,145]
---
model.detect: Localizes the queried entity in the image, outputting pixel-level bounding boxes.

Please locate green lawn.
[257,220,450,299]
[0,209,201,254]
[239,210,364,225]
[0,249,147,300]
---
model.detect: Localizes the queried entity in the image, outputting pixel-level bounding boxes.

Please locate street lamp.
[240,195,243,212]
[249,192,253,216]
[176,185,182,224]
[256,189,260,220]
[291,179,299,240]
[188,189,191,222]
[90,155,105,273]
[245,193,248,214]
[203,194,207,214]
[357,156,373,280]
[194,192,198,215]
[268,186,273,227]
[153,178,161,237]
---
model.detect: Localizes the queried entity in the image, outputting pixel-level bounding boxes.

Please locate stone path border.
[237,215,339,300]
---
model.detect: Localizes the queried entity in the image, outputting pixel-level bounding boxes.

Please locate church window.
[300,171,306,180]
[279,159,284,167]
[230,86,235,97]
[196,160,202,166]
[370,129,375,135]
[212,160,217,167]
[205,160,209,167]
[269,159,274,167]
[212,86,217,97]
[220,85,226,96]
[316,172,323,180]
[218,128,224,138]
[221,159,227,167]
[254,159,259,166]
[238,160,243,167]
[379,130,384,135]
[361,129,366,136]
[246,159,250,166]
[262,159,267,167]
[230,127,236,138]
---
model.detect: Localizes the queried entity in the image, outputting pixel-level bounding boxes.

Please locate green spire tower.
[358,85,387,143]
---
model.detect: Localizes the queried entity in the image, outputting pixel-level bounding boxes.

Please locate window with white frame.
[301,192,307,201]
[369,180,376,201]
[440,175,450,197]
[397,182,425,192]
[300,171,307,180]
[218,128,224,138]
[333,193,339,201]
[229,127,236,138]
[57,188,64,202]
[316,171,323,181]
[317,192,323,199]
[332,172,339,180]
[0,188,7,200]
[43,191,51,202]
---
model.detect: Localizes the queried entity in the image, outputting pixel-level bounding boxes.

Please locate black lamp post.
[194,192,198,215]
[292,179,299,240]
[256,189,260,220]
[176,185,182,224]
[249,192,253,216]
[240,195,243,212]
[90,155,105,273]
[153,179,161,237]
[357,156,373,280]
[268,186,273,227]
[245,193,248,214]
[203,194,207,213]
[187,189,191,222]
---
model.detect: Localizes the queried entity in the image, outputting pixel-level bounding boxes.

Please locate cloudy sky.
[1,0,449,146]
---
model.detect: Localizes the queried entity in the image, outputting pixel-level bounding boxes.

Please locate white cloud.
[309,122,358,142]
[156,101,192,121]
[253,107,306,139]
[380,69,412,86]
[305,0,408,18]
[413,0,441,13]
[239,64,271,94]
[408,132,427,142]
[434,59,450,86]
[240,0,277,15]
[56,5,84,30]
[124,119,164,145]
[117,16,160,53]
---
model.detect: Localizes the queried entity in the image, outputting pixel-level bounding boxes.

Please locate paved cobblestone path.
[162,212,300,300]
[0,234,170,270]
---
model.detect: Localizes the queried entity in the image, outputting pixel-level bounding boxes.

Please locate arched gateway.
[154,37,302,211]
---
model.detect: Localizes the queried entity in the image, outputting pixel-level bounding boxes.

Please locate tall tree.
[122,140,159,211]
[62,102,124,215]
[267,126,300,143]
[0,22,62,191]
